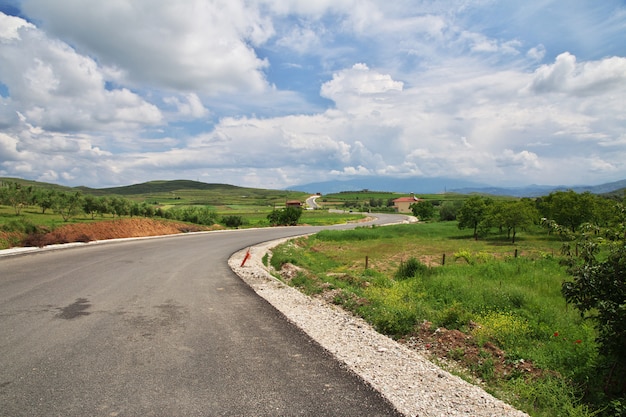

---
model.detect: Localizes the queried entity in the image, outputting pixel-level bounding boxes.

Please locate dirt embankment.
[17,218,219,248]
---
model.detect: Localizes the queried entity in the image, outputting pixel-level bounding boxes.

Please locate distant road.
[0,215,408,416]
[305,194,320,209]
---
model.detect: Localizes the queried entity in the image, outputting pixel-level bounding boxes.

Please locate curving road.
[0,215,409,416]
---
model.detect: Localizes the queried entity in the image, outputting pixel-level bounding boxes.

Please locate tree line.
[0,181,219,225]
[410,190,625,244]
[0,180,304,227]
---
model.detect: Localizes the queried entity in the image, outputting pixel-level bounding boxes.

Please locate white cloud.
[276,23,323,53]
[496,149,541,169]
[0,13,162,132]
[529,52,626,96]
[526,44,546,61]
[21,0,274,94]
[0,12,34,40]
[320,64,404,111]
[163,94,209,119]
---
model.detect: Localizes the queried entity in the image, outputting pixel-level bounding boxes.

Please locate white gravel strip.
[229,239,529,417]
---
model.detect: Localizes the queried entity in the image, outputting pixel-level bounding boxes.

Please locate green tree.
[539,190,595,233]
[562,208,626,398]
[33,188,56,214]
[439,200,461,221]
[498,200,538,243]
[0,182,34,215]
[82,195,102,219]
[457,196,488,240]
[52,191,84,221]
[110,196,130,218]
[410,200,436,221]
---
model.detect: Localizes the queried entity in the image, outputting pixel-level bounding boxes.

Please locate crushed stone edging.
[229,239,529,417]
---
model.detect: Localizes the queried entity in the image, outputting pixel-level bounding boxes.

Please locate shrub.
[395,257,429,280]
[222,215,244,228]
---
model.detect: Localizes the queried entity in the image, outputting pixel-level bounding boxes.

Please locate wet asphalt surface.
[0,218,407,416]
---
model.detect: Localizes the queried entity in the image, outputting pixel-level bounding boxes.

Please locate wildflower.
[575,339,582,344]
[553,332,559,337]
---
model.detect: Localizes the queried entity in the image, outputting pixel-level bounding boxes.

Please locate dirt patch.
[399,321,544,382]
[20,218,220,248]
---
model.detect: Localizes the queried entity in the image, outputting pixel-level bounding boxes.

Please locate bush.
[222,215,244,228]
[267,206,302,226]
[395,257,429,280]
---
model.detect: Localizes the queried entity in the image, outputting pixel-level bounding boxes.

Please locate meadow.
[268,222,606,417]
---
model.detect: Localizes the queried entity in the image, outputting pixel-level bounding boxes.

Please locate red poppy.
[553,332,559,337]
[575,339,582,344]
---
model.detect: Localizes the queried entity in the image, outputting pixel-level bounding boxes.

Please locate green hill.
[77,180,243,196]
[1,177,309,207]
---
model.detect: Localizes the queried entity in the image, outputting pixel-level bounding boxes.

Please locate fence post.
[442,253,446,265]
[365,255,369,270]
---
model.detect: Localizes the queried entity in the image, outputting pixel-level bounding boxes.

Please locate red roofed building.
[393,195,421,213]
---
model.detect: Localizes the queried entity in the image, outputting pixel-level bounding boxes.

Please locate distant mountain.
[291,177,490,194]
[292,177,626,197]
[570,179,626,195]
[3,176,624,198]
[453,179,626,197]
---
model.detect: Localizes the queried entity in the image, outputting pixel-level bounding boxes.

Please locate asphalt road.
[0,215,408,416]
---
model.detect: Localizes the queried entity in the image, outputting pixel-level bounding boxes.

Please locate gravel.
[229,238,530,417]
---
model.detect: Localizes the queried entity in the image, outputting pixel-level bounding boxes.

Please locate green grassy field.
[269,222,604,417]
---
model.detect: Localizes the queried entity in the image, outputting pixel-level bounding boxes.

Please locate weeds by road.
[269,222,603,417]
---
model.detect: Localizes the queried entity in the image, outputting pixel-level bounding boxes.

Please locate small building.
[285,200,302,208]
[393,195,420,213]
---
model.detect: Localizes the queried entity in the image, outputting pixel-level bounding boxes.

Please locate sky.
[0,0,625,190]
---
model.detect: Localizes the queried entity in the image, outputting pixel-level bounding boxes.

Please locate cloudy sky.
[0,0,625,190]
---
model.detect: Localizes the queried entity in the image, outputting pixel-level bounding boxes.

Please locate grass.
[269,221,605,417]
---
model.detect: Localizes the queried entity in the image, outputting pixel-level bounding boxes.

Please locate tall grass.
[270,222,603,417]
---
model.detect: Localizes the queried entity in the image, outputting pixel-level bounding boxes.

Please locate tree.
[539,190,595,233]
[561,203,626,397]
[52,191,84,221]
[439,200,462,221]
[33,189,56,214]
[82,195,102,219]
[109,196,130,218]
[457,196,488,240]
[0,182,34,215]
[410,200,436,221]
[498,200,538,243]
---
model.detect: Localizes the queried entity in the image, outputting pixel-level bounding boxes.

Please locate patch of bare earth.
[21,218,220,247]
[399,321,544,383]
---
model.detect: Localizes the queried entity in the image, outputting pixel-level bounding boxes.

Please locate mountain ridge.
[291,177,626,197]
[2,176,625,198]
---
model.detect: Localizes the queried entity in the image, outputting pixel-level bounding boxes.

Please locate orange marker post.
[240,248,251,267]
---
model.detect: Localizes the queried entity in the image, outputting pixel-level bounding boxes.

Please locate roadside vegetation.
[0,178,363,249]
[269,190,626,417]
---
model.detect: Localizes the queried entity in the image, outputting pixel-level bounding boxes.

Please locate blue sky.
[0,0,625,189]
